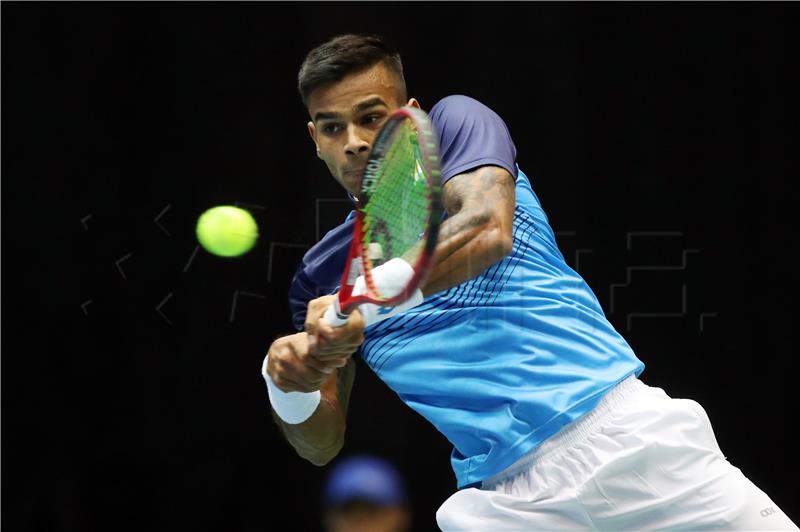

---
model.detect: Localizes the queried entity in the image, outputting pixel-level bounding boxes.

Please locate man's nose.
[344,124,370,155]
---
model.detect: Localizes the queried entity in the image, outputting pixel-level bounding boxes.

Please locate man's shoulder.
[428,95,517,183]
[428,94,509,137]
[430,94,497,117]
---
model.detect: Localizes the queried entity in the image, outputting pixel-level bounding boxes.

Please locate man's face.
[306,62,419,196]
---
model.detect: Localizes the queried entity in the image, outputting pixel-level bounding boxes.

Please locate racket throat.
[345,257,362,286]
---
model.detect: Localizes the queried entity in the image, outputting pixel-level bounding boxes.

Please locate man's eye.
[322,124,342,134]
[363,115,382,125]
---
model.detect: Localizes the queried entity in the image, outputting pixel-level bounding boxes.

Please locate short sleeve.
[288,217,354,330]
[428,95,518,185]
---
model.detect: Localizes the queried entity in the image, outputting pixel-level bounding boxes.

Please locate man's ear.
[406,98,421,110]
[307,121,321,158]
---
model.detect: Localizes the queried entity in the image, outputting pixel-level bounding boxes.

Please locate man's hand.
[266,295,364,394]
[266,333,333,393]
[305,294,365,362]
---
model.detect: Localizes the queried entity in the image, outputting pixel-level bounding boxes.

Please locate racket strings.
[361,119,430,275]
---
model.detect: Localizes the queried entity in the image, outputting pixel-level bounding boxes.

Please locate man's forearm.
[422,207,513,297]
[416,166,515,297]
[272,357,355,466]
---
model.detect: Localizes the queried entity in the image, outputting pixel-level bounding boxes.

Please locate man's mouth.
[343,166,365,178]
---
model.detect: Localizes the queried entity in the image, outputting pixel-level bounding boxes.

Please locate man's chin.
[339,175,361,196]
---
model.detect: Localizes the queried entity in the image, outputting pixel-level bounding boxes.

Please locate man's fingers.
[290,360,330,388]
[301,296,366,363]
[314,327,364,361]
[347,308,365,330]
[275,366,328,393]
[315,342,359,359]
[303,354,340,374]
[318,307,363,331]
[305,295,337,331]
[270,373,305,393]
[317,311,365,344]
[268,334,331,392]
[314,317,340,341]
[307,333,318,355]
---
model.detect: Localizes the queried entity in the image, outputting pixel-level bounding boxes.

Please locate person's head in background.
[322,454,411,532]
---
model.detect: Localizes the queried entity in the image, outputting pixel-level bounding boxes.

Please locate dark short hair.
[298,34,407,107]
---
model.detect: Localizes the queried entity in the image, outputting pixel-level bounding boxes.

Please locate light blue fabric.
[359,169,645,488]
[288,95,645,489]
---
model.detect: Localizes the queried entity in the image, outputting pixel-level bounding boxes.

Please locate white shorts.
[437,376,797,531]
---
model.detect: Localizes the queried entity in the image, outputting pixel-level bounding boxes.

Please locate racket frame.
[334,106,443,317]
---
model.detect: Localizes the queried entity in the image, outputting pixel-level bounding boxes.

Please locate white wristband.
[358,289,424,327]
[261,354,320,424]
[353,258,424,327]
[364,257,416,297]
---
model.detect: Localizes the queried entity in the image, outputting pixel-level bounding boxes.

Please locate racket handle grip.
[323,300,349,327]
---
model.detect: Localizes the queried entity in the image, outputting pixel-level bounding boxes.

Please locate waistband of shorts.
[482,374,645,488]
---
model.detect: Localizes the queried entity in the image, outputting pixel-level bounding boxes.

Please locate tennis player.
[262,34,797,530]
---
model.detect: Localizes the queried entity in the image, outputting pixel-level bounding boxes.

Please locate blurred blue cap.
[323,454,407,507]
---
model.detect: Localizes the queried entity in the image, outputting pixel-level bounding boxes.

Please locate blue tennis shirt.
[289,95,645,488]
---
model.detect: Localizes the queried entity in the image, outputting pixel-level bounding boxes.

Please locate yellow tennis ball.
[196,206,259,257]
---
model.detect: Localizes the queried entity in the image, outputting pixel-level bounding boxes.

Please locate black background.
[3,2,799,531]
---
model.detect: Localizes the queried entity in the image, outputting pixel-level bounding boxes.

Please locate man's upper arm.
[430,94,517,228]
[443,165,515,219]
[429,94,518,187]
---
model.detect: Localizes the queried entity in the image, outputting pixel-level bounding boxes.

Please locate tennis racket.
[323,106,443,326]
